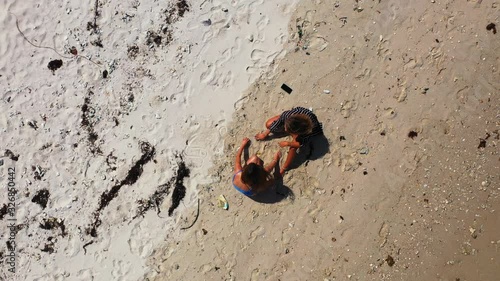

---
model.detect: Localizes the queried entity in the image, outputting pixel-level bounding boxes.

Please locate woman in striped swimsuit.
[255,107,323,175]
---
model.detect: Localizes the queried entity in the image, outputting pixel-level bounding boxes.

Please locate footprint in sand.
[250,49,265,61]
[200,63,216,84]
[307,201,322,218]
[340,99,358,118]
[400,147,425,176]
[274,33,287,45]
[383,107,397,119]
[215,49,231,68]
[355,68,372,80]
[167,92,185,105]
[378,222,390,248]
[341,153,361,172]
[256,15,269,31]
[388,0,401,20]
[111,259,131,279]
[202,30,214,43]
[249,0,264,12]
[76,269,95,280]
[220,70,234,87]
[251,268,261,280]
[249,226,265,243]
[403,57,423,71]
[128,223,154,258]
[62,235,80,258]
[232,36,242,53]
[185,126,209,168]
[200,263,213,274]
[308,35,329,52]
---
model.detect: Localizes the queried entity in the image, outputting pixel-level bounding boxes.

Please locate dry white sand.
[0,0,298,280]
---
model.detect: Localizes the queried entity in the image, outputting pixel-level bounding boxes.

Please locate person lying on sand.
[233,137,281,197]
[255,107,323,175]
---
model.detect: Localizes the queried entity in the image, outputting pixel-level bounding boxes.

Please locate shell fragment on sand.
[217,195,229,210]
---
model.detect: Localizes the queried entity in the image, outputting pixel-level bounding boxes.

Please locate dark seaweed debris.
[486,23,497,34]
[91,38,103,48]
[81,91,102,154]
[127,45,139,59]
[478,139,486,148]
[32,165,46,180]
[32,189,50,209]
[176,0,189,17]
[135,183,170,218]
[41,242,55,254]
[120,142,155,186]
[146,31,164,46]
[408,131,418,139]
[4,149,19,161]
[47,59,63,73]
[39,217,67,237]
[165,0,190,25]
[478,133,490,149]
[87,0,100,33]
[386,255,395,266]
[106,152,118,171]
[134,154,190,218]
[168,158,190,216]
[28,120,38,130]
[0,204,7,220]
[6,241,15,251]
[87,142,155,237]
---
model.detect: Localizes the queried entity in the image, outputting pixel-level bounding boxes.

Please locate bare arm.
[279,134,300,149]
[280,147,297,175]
[264,151,281,173]
[279,141,301,149]
[234,137,250,173]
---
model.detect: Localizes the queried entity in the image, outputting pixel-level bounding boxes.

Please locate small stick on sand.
[180,198,200,230]
[82,241,94,255]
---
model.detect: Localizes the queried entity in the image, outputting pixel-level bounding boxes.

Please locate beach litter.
[359,147,369,155]
[202,19,212,26]
[217,195,229,210]
[281,83,293,94]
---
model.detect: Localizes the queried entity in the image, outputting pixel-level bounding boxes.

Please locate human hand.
[255,132,267,141]
[241,137,250,147]
[280,168,286,176]
[279,141,289,148]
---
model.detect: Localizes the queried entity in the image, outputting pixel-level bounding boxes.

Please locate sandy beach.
[1,0,499,280]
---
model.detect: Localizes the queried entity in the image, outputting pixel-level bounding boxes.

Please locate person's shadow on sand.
[250,161,295,204]
[289,134,330,170]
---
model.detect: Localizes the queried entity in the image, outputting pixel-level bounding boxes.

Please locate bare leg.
[280,147,297,175]
[256,115,281,141]
[265,115,280,129]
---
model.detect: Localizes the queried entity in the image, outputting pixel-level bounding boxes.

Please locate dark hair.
[241,163,266,186]
[285,114,313,135]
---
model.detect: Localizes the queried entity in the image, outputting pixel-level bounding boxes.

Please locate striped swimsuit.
[269,107,323,145]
